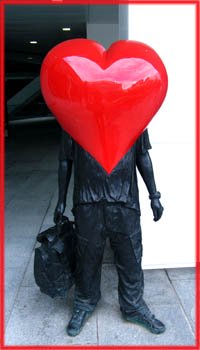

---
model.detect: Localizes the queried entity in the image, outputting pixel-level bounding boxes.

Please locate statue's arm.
[136,151,164,221]
[54,159,73,224]
[54,131,73,224]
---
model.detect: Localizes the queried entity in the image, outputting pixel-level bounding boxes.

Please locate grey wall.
[87,5,128,48]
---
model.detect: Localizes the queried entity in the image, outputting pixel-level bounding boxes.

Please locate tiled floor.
[5,121,196,346]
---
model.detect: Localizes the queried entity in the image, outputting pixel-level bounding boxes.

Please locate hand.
[54,201,65,224]
[150,198,164,222]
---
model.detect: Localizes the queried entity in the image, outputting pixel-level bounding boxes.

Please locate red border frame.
[0,0,199,349]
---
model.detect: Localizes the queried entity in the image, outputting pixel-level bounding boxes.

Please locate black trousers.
[73,203,144,313]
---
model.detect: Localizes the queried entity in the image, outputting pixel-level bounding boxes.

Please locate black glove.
[149,192,164,222]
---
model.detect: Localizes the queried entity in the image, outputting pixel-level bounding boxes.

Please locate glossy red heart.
[40,39,168,173]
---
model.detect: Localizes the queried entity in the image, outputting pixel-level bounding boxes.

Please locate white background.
[128,4,196,268]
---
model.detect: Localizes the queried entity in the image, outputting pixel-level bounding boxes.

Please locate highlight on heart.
[40,38,168,173]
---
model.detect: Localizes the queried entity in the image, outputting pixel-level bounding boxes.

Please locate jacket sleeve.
[136,129,152,154]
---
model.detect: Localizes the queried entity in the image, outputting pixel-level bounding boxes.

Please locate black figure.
[54,128,165,336]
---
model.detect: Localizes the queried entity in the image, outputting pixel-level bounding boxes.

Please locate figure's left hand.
[151,199,164,221]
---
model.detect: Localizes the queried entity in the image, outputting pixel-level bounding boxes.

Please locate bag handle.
[56,215,69,237]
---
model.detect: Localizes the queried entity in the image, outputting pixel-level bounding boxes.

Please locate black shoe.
[66,309,92,337]
[122,306,166,335]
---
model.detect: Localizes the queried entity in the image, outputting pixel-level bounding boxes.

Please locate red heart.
[40,39,168,173]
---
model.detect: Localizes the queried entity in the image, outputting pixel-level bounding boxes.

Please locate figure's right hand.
[54,201,66,224]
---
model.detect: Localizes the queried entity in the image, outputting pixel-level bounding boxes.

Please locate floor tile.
[97,266,195,346]
[97,303,195,346]
[172,279,195,331]
[21,252,36,287]
[166,267,195,281]
[9,171,57,201]
[5,267,25,325]
[5,286,97,346]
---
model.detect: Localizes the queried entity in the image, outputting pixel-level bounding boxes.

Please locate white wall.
[128,4,196,268]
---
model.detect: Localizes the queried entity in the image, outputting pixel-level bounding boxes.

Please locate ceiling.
[4,4,121,121]
[5,4,88,120]
[5,5,88,72]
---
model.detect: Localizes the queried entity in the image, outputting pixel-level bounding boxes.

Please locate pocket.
[129,230,143,264]
[75,234,88,275]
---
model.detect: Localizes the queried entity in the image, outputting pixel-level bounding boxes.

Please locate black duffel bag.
[34,216,76,299]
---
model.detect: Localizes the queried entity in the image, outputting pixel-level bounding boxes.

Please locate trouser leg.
[112,230,144,313]
[74,204,106,312]
[105,206,144,313]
